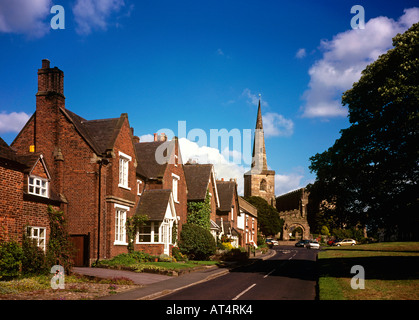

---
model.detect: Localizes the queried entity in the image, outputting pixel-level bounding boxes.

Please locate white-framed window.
[118,151,131,190]
[172,173,179,203]
[28,176,48,197]
[137,221,160,243]
[114,204,129,245]
[137,179,143,196]
[27,226,46,251]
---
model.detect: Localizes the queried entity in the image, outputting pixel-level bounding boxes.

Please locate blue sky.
[1,0,418,195]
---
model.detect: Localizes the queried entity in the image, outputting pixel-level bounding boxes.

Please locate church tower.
[244,100,276,205]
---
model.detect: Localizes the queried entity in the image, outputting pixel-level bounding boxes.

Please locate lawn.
[318,242,419,300]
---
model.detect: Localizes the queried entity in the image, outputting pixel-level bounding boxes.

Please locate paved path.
[73,267,172,285]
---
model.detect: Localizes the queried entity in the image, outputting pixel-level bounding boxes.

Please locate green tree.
[309,23,419,238]
[244,196,283,237]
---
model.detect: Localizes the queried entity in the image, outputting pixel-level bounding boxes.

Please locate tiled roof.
[134,140,175,179]
[135,189,172,221]
[216,180,236,213]
[183,164,213,201]
[61,108,125,155]
[238,196,257,218]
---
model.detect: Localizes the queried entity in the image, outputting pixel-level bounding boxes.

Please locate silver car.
[333,239,356,246]
[306,240,320,249]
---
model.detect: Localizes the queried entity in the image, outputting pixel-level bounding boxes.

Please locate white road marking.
[264,269,276,278]
[232,283,257,300]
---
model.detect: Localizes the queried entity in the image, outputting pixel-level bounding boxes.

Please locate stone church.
[244,100,310,240]
[244,100,276,206]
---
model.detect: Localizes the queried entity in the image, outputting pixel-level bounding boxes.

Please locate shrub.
[0,241,23,280]
[21,232,47,275]
[178,223,216,260]
[172,247,188,261]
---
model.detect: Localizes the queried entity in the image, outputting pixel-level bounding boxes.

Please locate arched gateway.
[276,188,310,240]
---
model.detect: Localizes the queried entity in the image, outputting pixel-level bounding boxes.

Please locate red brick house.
[133,134,188,256]
[238,197,258,247]
[216,179,242,247]
[183,163,221,240]
[8,59,188,265]
[0,137,62,248]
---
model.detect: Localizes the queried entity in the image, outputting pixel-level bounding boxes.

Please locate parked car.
[266,238,279,246]
[327,239,341,246]
[306,240,320,249]
[333,239,356,246]
[295,240,310,247]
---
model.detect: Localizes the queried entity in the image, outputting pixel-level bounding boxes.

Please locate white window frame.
[118,151,131,190]
[27,226,46,251]
[114,204,129,245]
[137,179,143,196]
[28,176,48,198]
[136,221,161,244]
[172,173,180,203]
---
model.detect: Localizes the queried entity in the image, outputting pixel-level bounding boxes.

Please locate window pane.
[138,235,151,242]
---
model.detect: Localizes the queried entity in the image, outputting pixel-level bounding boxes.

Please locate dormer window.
[28,176,48,197]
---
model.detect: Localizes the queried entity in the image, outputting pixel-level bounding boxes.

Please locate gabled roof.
[184,163,214,201]
[135,189,173,221]
[61,108,127,156]
[135,140,176,179]
[216,180,237,213]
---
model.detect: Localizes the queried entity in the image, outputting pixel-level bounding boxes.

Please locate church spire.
[251,99,268,173]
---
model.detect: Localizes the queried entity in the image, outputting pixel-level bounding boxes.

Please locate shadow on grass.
[319,255,419,280]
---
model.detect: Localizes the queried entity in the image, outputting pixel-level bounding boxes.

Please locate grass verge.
[318,242,419,300]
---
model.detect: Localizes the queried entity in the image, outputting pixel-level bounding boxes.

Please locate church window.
[260,179,267,191]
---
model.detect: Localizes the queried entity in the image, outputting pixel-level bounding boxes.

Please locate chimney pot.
[42,59,50,69]
[154,133,158,141]
[133,136,140,144]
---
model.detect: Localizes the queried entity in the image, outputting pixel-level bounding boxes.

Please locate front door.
[162,221,170,255]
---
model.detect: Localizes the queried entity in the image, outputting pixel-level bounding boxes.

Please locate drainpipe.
[96,158,109,264]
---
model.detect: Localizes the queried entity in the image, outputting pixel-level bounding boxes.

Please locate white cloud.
[0,0,51,37]
[0,111,30,133]
[242,89,268,108]
[295,48,306,59]
[301,8,419,118]
[179,137,247,195]
[275,169,306,196]
[73,0,127,35]
[216,48,224,56]
[138,134,154,142]
[262,112,294,137]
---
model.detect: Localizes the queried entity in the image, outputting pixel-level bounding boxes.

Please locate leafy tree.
[187,191,211,230]
[244,196,283,237]
[46,206,74,274]
[309,23,419,239]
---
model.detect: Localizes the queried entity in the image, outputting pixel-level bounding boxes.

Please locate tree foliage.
[309,23,419,238]
[178,223,216,260]
[187,191,211,231]
[244,196,283,237]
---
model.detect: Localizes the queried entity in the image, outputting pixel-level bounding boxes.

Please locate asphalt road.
[157,245,318,300]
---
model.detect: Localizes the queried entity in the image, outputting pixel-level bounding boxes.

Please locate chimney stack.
[133,136,140,144]
[37,59,64,99]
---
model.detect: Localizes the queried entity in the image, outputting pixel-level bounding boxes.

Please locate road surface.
[157,245,318,300]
